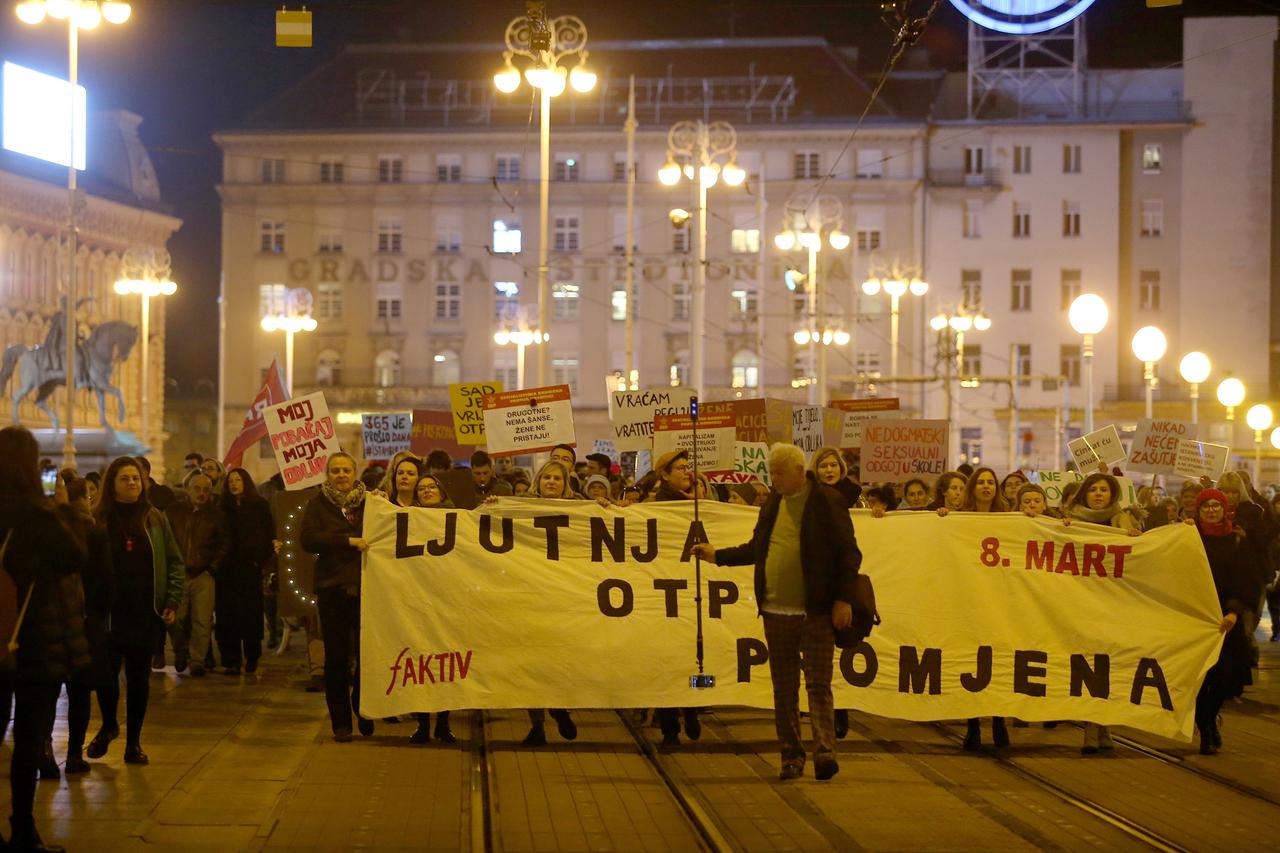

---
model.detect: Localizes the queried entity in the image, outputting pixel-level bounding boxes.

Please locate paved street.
[12,626,1280,852]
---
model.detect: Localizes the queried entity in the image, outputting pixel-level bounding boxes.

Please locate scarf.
[1195,488,1234,537]
[321,480,366,518]
[1066,502,1127,527]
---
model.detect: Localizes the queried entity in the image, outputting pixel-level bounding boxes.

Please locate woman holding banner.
[929,472,966,513]
[382,452,424,508]
[1000,471,1027,507]
[407,474,458,745]
[810,447,862,510]
[300,451,371,743]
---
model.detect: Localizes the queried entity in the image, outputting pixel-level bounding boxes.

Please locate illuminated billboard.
[949,0,1098,35]
[2,61,87,170]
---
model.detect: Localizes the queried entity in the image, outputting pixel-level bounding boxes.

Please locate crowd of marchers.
[0,426,1274,850]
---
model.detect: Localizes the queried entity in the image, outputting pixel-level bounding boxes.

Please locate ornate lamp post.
[494,306,548,391]
[1246,403,1273,484]
[931,308,991,462]
[1178,351,1211,425]
[1131,325,1167,420]
[862,255,928,397]
[260,287,316,395]
[113,246,175,452]
[1217,377,1245,422]
[1068,293,1108,433]
[494,5,593,387]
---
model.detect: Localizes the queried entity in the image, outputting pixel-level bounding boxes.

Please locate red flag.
[223,360,289,469]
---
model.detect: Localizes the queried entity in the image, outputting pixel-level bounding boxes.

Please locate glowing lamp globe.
[909,278,929,296]
[797,231,821,251]
[973,314,992,331]
[1246,403,1273,432]
[568,64,596,93]
[15,1,47,24]
[1179,351,1211,385]
[883,278,908,298]
[1131,326,1167,364]
[930,314,948,331]
[827,230,850,250]
[774,231,796,251]
[861,277,882,296]
[721,160,746,187]
[102,2,132,24]
[494,66,520,93]
[658,159,682,186]
[1217,377,1246,409]
[1271,426,1280,450]
[1068,293,1108,336]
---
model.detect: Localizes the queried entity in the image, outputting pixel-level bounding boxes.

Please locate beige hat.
[653,448,689,474]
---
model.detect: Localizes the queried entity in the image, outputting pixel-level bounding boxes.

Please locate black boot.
[38,738,60,781]
[991,717,1010,748]
[9,815,65,852]
[549,709,577,741]
[963,718,981,751]
[64,746,90,775]
[834,709,849,739]
[433,711,457,744]
[521,724,546,747]
[682,708,701,741]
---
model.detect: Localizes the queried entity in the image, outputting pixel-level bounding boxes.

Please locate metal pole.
[1082,333,1095,433]
[755,168,766,394]
[693,134,708,399]
[1008,342,1018,473]
[217,272,226,459]
[807,246,818,405]
[284,329,295,399]
[943,331,955,463]
[537,88,551,387]
[1190,383,1199,426]
[140,293,150,452]
[624,75,636,389]
[889,292,900,401]
[516,341,526,391]
[1144,362,1154,420]
[62,19,79,468]
[1255,431,1263,484]
[953,330,964,464]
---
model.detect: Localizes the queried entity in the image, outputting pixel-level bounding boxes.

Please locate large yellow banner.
[358,498,1224,739]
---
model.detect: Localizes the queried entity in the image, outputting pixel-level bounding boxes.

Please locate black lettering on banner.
[1069,653,1111,698]
[395,513,423,559]
[839,643,878,687]
[898,646,942,695]
[960,645,992,692]
[653,579,687,617]
[591,517,626,563]
[479,515,514,554]
[1130,657,1173,710]
[737,637,768,682]
[680,520,708,562]
[597,579,633,617]
[533,515,570,560]
[708,581,738,618]
[427,512,457,556]
[630,518,658,562]
[1013,649,1048,697]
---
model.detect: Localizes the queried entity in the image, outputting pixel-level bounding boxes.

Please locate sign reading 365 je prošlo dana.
[480,384,576,457]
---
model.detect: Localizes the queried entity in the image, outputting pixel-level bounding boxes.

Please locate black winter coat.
[1201,529,1262,695]
[225,495,276,571]
[300,493,365,593]
[713,473,862,616]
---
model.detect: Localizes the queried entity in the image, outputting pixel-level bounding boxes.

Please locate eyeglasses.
[1200,501,1224,510]
[669,464,691,473]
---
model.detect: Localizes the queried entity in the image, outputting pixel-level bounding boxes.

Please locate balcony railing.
[928,168,1002,188]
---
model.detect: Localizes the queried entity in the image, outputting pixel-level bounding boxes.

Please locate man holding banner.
[694,444,862,781]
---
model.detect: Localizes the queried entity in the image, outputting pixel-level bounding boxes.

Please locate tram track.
[1100,727,1280,809]
[469,710,496,852]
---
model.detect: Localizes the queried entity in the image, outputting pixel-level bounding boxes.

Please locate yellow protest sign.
[275,9,313,48]
[448,382,503,446]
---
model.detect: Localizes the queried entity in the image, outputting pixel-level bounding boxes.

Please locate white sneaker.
[1097,726,1114,751]
[1081,723,1100,754]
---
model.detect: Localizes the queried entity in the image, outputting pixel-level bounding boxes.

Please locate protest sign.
[860,419,948,483]
[826,398,901,449]
[592,439,620,467]
[1127,419,1194,474]
[360,499,1222,741]
[410,410,473,461]
[1069,424,1127,471]
[480,384,575,458]
[652,411,736,471]
[1031,470,1139,508]
[1175,439,1230,481]
[701,398,793,444]
[791,405,824,459]
[361,412,412,461]
[634,449,652,479]
[607,387,696,450]
[265,391,337,490]
[705,441,771,485]
[449,382,504,446]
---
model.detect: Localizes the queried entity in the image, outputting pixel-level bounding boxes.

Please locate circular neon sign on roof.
[949,0,1098,35]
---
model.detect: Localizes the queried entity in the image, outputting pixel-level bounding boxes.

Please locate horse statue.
[0,319,139,433]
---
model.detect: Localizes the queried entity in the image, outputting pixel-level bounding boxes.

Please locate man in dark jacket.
[165,474,228,676]
[694,443,861,781]
[471,450,513,499]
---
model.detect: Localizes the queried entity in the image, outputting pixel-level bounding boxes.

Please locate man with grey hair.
[165,473,228,676]
[694,442,861,781]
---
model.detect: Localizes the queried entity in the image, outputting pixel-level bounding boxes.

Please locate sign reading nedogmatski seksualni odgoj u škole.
[950,0,1098,35]
[358,498,1224,740]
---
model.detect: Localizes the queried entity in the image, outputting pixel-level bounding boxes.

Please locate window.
[1140,199,1164,238]
[1139,270,1161,311]
[672,280,689,321]
[552,282,579,320]
[376,296,402,321]
[319,159,343,183]
[731,227,760,254]
[316,349,342,386]
[259,221,285,253]
[1062,201,1081,237]
[376,218,403,253]
[316,283,343,320]
[1060,344,1081,386]
[858,227,882,250]
[857,208,885,250]
[261,158,285,183]
[793,349,816,385]
[1011,269,1031,311]
[672,226,690,254]
[855,350,881,375]
[611,286,628,321]
[1063,144,1081,174]
[670,349,689,387]
[961,269,982,310]
[258,283,287,319]
[1061,269,1081,309]
[496,154,521,182]
[1013,202,1030,238]
[494,360,518,389]
[731,350,759,389]
[317,230,343,253]
[553,216,580,252]
[437,154,462,183]
[1142,143,1162,174]
[494,281,519,322]
[613,156,636,182]
[378,156,403,183]
[964,146,986,175]
[1015,344,1032,386]
[961,344,982,378]
[1012,145,1031,175]
[730,285,758,322]
[435,214,462,253]
[433,350,460,386]
[793,151,820,179]
[435,283,461,321]
[375,350,401,388]
[552,356,579,394]
[793,291,809,321]
[960,427,983,467]
[855,149,883,179]
[554,156,580,182]
[963,200,982,239]
[493,219,521,254]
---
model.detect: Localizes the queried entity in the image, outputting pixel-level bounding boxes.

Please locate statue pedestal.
[32,429,149,474]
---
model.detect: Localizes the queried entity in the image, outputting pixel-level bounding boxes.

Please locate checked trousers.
[761,611,836,765]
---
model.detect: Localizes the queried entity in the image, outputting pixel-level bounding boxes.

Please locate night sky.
[0,0,1259,393]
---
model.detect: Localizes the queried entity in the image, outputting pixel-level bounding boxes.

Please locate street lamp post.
[494,7,593,388]
[1068,293,1109,434]
[1217,377,1245,422]
[113,247,175,453]
[260,287,317,395]
[17,0,132,468]
[659,120,745,399]
[1246,403,1273,484]
[862,257,928,397]
[1179,351,1211,426]
[494,307,548,391]
[1131,325,1167,420]
[930,308,991,463]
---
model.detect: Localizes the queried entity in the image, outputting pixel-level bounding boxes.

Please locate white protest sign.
[1069,424,1126,470]
[826,398,901,449]
[361,412,412,461]
[791,405,824,460]
[480,384,576,458]
[591,439,620,466]
[634,449,652,479]
[706,441,771,486]
[265,391,338,490]
[1029,471,1084,507]
[859,419,948,483]
[652,411,736,471]
[1127,419,1194,474]
[1175,440,1230,481]
[607,387,697,451]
